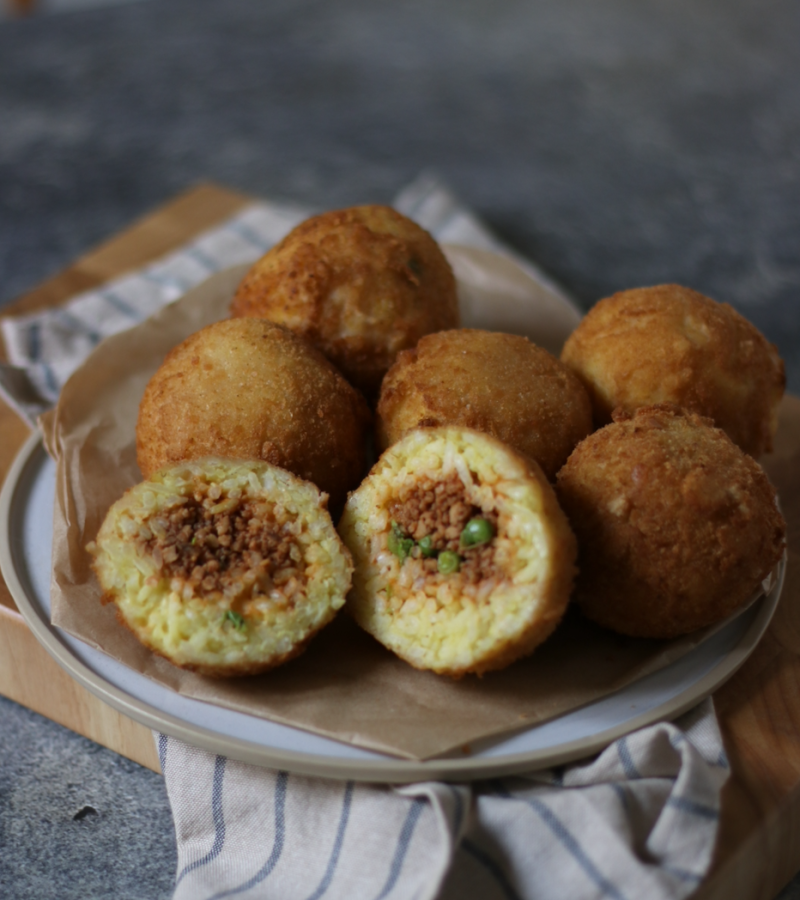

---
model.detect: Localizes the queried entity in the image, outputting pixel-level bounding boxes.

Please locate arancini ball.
[556,405,786,639]
[339,427,577,677]
[87,458,353,677]
[377,329,593,480]
[136,318,371,511]
[230,205,459,400]
[560,284,785,457]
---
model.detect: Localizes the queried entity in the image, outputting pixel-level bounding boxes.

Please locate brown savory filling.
[142,483,304,599]
[388,473,499,584]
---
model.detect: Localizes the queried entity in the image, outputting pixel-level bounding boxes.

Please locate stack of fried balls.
[88,205,787,679]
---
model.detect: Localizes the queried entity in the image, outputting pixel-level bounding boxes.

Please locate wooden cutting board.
[1,184,799,899]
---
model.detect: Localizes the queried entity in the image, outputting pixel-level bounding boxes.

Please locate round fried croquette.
[136,318,371,512]
[87,458,353,677]
[560,284,785,457]
[229,205,459,399]
[338,427,577,677]
[376,329,593,480]
[556,405,786,639]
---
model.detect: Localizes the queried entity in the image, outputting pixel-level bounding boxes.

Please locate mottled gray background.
[1,0,799,387]
[1,0,798,897]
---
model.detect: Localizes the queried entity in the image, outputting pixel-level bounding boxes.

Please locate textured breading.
[556,405,786,638]
[136,318,371,512]
[377,329,593,480]
[339,427,577,677]
[560,284,785,457]
[230,205,459,400]
[87,458,353,677]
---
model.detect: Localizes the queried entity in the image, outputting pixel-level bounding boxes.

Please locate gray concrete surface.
[1,1,799,897]
[0,695,175,899]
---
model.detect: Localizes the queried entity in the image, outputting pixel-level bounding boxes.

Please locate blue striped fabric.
[162,700,727,900]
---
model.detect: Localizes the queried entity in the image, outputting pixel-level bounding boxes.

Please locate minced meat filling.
[142,488,300,597]
[389,473,499,583]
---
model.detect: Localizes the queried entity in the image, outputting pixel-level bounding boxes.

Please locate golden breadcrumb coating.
[556,405,786,639]
[339,427,577,677]
[230,205,459,400]
[87,458,353,677]
[560,284,785,457]
[377,329,593,480]
[136,318,371,512]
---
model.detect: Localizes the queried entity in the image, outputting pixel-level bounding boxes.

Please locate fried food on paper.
[338,427,577,677]
[377,329,593,480]
[556,405,786,639]
[230,205,459,400]
[87,458,353,677]
[560,284,785,457]
[136,318,371,511]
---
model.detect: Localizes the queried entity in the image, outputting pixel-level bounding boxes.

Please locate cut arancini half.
[87,458,353,677]
[338,428,577,677]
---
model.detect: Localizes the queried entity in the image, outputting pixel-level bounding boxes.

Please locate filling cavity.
[140,480,307,615]
[387,473,499,585]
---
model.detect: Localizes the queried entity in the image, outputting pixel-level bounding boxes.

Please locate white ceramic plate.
[0,431,784,782]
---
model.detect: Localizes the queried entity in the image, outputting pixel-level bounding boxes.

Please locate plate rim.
[0,431,785,782]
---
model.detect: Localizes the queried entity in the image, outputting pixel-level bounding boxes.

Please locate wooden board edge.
[694,786,800,899]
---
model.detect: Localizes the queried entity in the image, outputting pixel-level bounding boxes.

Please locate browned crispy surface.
[556,405,787,638]
[377,329,593,479]
[230,205,459,400]
[136,318,371,511]
[560,284,785,457]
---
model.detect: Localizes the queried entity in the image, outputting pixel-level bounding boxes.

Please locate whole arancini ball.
[377,329,593,481]
[560,284,785,457]
[230,205,459,400]
[556,405,786,638]
[136,318,371,512]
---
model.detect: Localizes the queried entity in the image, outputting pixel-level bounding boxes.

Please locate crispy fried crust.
[88,458,353,677]
[560,284,785,457]
[339,427,577,677]
[377,329,593,480]
[556,405,786,638]
[230,205,459,400]
[136,318,371,512]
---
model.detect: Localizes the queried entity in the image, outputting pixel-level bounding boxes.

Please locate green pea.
[437,550,461,574]
[418,535,436,558]
[388,521,414,562]
[460,517,494,548]
[223,610,246,631]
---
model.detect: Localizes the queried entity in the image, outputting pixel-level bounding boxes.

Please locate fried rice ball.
[230,205,459,399]
[338,427,577,677]
[87,458,353,677]
[560,284,785,457]
[377,329,593,480]
[136,318,371,512]
[556,405,786,639]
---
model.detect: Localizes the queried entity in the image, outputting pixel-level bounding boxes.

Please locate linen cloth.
[159,700,728,900]
[0,174,730,899]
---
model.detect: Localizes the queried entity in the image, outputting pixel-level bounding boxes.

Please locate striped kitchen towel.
[0,172,576,426]
[160,699,728,900]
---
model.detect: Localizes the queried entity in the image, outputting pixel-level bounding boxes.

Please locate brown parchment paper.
[44,247,762,761]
